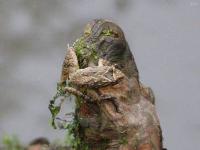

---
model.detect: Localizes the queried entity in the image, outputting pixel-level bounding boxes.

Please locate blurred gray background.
[0,0,200,149]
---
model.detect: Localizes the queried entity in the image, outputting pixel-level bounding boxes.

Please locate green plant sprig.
[49,82,67,129]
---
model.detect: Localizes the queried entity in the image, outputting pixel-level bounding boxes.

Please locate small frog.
[61,45,155,110]
[61,46,125,112]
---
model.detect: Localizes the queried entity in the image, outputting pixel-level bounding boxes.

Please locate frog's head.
[73,19,139,79]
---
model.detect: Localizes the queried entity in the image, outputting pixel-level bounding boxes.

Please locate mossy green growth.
[65,115,89,150]
[89,44,98,60]
[119,136,128,145]
[75,96,84,109]
[73,37,99,68]
[102,29,114,36]
[49,82,89,149]
[73,37,87,59]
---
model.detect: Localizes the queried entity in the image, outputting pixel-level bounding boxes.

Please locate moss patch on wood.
[73,37,99,68]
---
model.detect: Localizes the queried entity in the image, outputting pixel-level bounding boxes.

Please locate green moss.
[49,84,89,150]
[102,29,114,36]
[119,136,128,145]
[73,37,99,68]
[73,37,89,68]
[49,82,67,129]
[75,96,84,109]
[65,115,89,150]
[73,37,87,58]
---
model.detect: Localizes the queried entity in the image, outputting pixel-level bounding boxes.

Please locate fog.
[0,0,200,149]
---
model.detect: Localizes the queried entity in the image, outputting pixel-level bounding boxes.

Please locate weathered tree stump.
[56,19,164,150]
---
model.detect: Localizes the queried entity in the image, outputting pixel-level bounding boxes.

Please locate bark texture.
[60,19,164,150]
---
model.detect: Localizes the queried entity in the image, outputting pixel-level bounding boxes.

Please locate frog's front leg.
[64,86,121,113]
[64,87,92,102]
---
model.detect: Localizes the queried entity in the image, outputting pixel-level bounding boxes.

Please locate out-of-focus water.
[0,0,200,149]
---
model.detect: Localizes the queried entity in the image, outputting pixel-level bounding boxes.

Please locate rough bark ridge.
[60,19,164,150]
